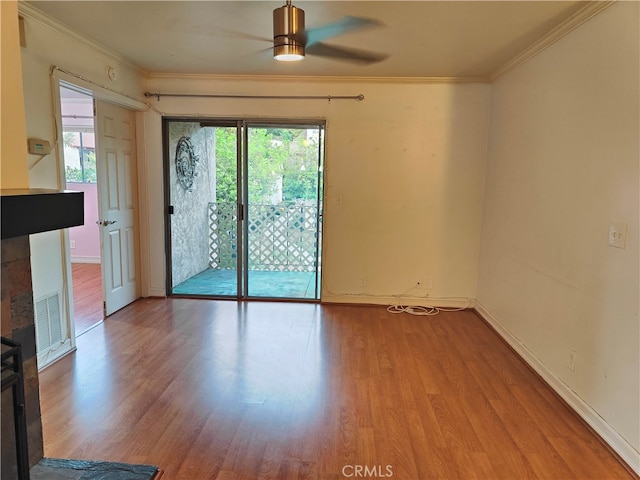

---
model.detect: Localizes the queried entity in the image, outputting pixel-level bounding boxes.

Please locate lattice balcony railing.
[209,202,319,272]
[208,202,238,270]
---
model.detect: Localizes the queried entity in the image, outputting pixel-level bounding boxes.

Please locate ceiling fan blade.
[302,16,383,47]
[306,42,388,65]
[217,28,271,44]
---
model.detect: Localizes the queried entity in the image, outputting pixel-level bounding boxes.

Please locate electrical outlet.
[608,222,627,249]
[359,277,367,287]
[70,240,76,249]
[567,349,576,372]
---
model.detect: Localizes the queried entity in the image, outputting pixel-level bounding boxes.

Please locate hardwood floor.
[39,299,635,479]
[71,263,103,334]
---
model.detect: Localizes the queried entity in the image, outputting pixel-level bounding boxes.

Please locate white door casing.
[96,100,140,315]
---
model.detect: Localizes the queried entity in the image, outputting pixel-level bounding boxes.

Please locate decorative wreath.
[175,136,199,192]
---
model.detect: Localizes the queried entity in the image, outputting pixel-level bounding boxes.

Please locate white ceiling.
[27,1,586,78]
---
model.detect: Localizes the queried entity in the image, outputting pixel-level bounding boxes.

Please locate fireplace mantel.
[1,189,84,239]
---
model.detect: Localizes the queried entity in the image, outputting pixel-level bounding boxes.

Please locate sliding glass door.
[245,124,323,299]
[165,120,241,297]
[164,119,324,300]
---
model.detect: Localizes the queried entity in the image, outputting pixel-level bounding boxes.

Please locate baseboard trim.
[474,301,640,476]
[71,256,101,264]
[38,345,76,371]
[321,294,471,309]
[147,287,166,298]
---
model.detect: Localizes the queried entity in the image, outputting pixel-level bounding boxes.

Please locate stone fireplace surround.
[1,189,83,479]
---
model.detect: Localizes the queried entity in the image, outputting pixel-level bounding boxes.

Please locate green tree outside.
[214,127,320,204]
[63,131,97,184]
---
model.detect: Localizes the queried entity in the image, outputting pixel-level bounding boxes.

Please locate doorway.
[60,85,104,335]
[164,119,325,300]
[59,83,141,332]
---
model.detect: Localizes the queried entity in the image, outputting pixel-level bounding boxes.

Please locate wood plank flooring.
[71,263,103,334]
[38,299,635,479]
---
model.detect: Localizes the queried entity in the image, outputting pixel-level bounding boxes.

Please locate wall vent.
[34,292,64,352]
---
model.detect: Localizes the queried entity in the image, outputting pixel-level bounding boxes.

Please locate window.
[60,85,96,184]
[63,130,96,183]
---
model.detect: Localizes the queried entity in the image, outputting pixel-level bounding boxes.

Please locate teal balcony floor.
[172,268,318,299]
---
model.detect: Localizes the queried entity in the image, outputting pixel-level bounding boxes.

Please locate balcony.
[172,202,321,299]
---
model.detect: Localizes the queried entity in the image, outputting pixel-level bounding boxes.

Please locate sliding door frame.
[200,119,245,298]
[163,116,326,301]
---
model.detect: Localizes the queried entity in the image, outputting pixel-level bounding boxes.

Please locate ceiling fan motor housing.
[273,2,305,59]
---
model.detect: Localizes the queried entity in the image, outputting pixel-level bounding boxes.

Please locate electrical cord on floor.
[323,283,472,317]
[36,339,71,367]
[386,302,469,316]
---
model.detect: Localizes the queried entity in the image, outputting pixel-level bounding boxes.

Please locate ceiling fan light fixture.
[273,0,305,61]
[274,44,305,61]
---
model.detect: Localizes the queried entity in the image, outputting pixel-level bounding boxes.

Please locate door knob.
[96,219,117,226]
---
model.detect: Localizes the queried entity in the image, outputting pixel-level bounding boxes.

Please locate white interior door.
[95,100,140,315]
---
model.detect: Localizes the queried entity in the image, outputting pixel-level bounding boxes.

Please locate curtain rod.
[144,92,365,102]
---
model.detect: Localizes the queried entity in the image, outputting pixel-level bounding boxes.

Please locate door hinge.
[103,301,107,316]
[93,99,97,117]
[168,205,174,215]
[239,204,244,221]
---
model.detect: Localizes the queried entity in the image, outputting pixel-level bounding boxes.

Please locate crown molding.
[18,1,148,77]
[491,0,616,81]
[147,72,490,85]
[20,0,610,86]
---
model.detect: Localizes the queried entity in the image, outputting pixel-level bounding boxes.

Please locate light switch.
[608,222,627,249]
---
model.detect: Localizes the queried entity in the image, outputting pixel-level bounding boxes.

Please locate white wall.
[477,1,639,470]
[144,76,491,304]
[1,0,29,189]
[19,5,146,347]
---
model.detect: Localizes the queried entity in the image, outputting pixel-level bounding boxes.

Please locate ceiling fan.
[271,0,387,64]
